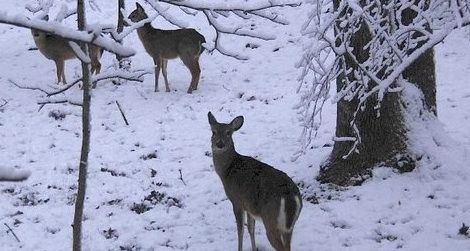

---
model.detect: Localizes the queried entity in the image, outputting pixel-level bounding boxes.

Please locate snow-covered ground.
[1,1,469,250]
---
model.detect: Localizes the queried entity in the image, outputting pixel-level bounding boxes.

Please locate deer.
[208,112,303,251]
[31,16,103,85]
[128,3,206,94]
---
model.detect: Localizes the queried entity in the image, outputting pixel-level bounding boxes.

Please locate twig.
[178,169,187,186]
[47,78,83,97]
[38,99,82,111]
[8,79,49,95]
[115,101,129,126]
[3,223,21,243]
[0,98,8,108]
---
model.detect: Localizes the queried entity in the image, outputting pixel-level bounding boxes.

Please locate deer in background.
[128,3,206,94]
[31,16,103,84]
[208,112,303,251]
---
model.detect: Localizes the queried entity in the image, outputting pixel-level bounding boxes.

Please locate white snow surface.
[0,1,469,251]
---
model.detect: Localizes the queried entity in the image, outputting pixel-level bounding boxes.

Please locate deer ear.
[231,116,244,131]
[136,2,143,10]
[208,112,218,125]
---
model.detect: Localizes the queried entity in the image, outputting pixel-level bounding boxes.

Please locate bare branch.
[8,79,50,95]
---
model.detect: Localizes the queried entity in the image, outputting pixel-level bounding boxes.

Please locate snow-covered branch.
[0,11,134,57]
[296,0,470,156]
[143,0,301,59]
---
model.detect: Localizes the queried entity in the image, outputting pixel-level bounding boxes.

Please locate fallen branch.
[38,99,82,111]
[115,101,129,126]
[3,223,21,243]
[178,169,187,186]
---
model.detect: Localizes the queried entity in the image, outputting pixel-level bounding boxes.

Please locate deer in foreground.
[31,16,103,84]
[128,3,206,94]
[208,112,302,251]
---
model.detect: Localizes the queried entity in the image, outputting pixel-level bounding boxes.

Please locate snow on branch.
[295,0,470,156]
[144,0,301,60]
[0,11,135,57]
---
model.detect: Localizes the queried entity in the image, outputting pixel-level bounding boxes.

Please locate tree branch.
[0,12,134,57]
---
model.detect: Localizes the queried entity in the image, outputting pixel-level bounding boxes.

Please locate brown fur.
[208,112,303,251]
[31,24,102,84]
[128,3,206,93]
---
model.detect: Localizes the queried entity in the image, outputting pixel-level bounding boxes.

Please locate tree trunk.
[116,0,125,64]
[72,0,91,250]
[318,0,436,186]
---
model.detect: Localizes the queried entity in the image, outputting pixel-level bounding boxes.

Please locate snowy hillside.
[1,1,469,250]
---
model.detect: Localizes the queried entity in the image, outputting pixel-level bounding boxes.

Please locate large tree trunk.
[73,0,91,250]
[318,1,436,186]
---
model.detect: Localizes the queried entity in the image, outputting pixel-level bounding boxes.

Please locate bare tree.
[116,0,129,68]
[297,0,470,185]
[72,0,90,250]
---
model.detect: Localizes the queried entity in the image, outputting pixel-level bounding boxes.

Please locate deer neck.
[136,22,154,40]
[212,146,237,178]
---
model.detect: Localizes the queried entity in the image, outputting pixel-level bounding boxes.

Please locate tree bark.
[116,0,125,64]
[318,0,436,186]
[73,0,91,250]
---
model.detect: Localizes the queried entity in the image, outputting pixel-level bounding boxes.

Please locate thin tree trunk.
[116,0,125,65]
[73,0,91,250]
[318,0,436,186]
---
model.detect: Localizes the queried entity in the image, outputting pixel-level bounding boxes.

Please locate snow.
[0,1,469,251]
[0,167,31,182]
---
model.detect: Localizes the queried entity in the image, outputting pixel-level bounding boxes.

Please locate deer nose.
[216,141,225,149]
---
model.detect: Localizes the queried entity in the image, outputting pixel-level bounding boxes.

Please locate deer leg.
[54,60,65,84]
[181,56,200,94]
[90,47,102,75]
[233,207,245,251]
[192,57,201,91]
[153,57,161,92]
[247,214,257,251]
[161,59,170,92]
[91,59,101,75]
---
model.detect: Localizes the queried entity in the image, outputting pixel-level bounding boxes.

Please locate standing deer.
[128,3,205,94]
[31,16,103,84]
[208,112,302,251]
